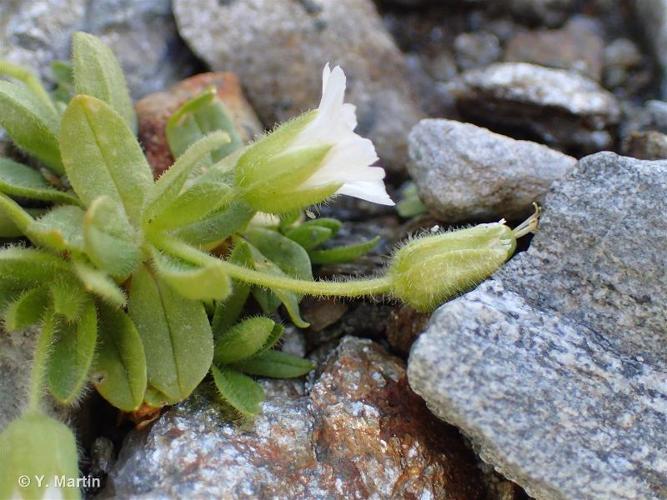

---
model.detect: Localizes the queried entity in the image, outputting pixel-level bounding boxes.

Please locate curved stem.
[152,233,393,298]
[27,310,56,412]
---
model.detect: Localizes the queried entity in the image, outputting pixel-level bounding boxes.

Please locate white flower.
[288,64,394,206]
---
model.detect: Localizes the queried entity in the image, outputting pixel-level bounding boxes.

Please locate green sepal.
[214,317,282,365]
[47,299,97,404]
[166,87,243,162]
[59,95,153,225]
[49,278,87,323]
[27,205,86,253]
[3,287,49,332]
[232,350,314,379]
[72,31,136,131]
[73,262,126,308]
[211,241,253,337]
[0,80,63,173]
[211,365,264,417]
[143,131,231,227]
[92,303,147,412]
[309,236,380,265]
[128,265,214,402]
[173,200,255,247]
[0,412,80,500]
[151,247,232,301]
[0,158,78,204]
[83,196,141,279]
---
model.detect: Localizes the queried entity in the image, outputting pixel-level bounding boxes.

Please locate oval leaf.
[0,247,69,287]
[3,287,49,332]
[128,264,214,401]
[72,32,136,131]
[309,236,381,265]
[233,350,314,379]
[59,95,153,224]
[92,303,147,412]
[214,317,278,365]
[211,366,264,417]
[0,158,78,204]
[73,262,126,307]
[27,205,86,253]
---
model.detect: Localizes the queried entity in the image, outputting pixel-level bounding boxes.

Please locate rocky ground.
[1,0,666,499]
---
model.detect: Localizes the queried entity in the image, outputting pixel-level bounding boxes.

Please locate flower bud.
[0,412,80,499]
[235,65,393,213]
[388,220,525,312]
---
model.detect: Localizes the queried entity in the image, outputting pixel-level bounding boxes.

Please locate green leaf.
[284,224,333,250]
[211,365,264,417]
[143,131,231,226]
[173,200,255,247]
[0,80,63,173]
[244,227,313,281]
[0,158,78,204]
[214,317,279,365]
[166,88,243,162]
[0,247,69,287]
[73,262,126,307]
[72,31,136,131]
[27,205,86,253]
[51,60,74,104]
[211,241,253,337]
[0,192,34,236]
[396,182,427,218]
[310,236,381,264]
[128,264,214,402]
[0,209,22,238]
[59,95,153,224]
[92,303,147,412]
[3,287,49,332]
[49,279,87,323]
[151,248,232,301]
[143,385,178,407]
[0,59,56,110]
[233,350,314,379]
[0,413,80,500]
[84,196,141,279]
[47,299,97,404]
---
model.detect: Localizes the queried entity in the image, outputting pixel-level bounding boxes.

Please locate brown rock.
[622,130,667,160]
[105,337,491,498]
[386,305,430,355]
[135,72,263,178]
[504,16,604,81]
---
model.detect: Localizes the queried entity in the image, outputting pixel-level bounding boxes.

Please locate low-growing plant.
[0,33,538,499]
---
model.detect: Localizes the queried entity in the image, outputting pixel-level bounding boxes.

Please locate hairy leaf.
[0,192,34,236]
[3,287,48,332]
[129,265,214,402]
[211,241,253,337]
[0,247,69,287]
[214,317,278,365]
[72,32,136,131]
[245,227,313,281]
[233,350,314,379]
[151,248,231,301]
[310,236,381,264]
[0,80,63,173]
[59,95,153,224]
[51,60,74,104]
[211,365,264,417]
[173,200,255,247]
[285,224,332,250]
[27,205,85,253]
[49,279,87,323]
[73,262,126,307]
[92,303,147,412]
[84,196,141,279]
[166,88,242,162]
[0,158,78,204]
[47,299,97,404]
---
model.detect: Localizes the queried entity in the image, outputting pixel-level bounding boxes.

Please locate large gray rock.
[0,0,86,77]
[173,0,424,171]
[86,0,200,99]
[451,62,621,153]
[408,119,576,222]
[104,337,493,499]
[408,152,667,499]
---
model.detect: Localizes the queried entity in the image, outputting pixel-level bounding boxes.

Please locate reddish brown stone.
[135,72,263,178]
[386,304,430,355]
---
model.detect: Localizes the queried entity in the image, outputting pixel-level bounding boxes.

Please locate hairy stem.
[27,310,56,412]
[153,234,393,298]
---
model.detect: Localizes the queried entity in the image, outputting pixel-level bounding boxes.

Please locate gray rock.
[408,152,667,499]
[0,0,86,77]
[452,62,620,153]
[85,0,200,99]
[454,32,502,71]
[633,0,667,97]
[173,0,424,172]
[505,0,575,27]
[408,119,576,222]
[104,337,490,499]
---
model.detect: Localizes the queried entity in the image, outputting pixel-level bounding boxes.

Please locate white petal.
[337,180,395,206]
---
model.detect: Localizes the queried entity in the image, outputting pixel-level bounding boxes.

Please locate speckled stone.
[408,152,667,499]
[408,119,576,222]
[104,337,491,499]
[173,0,424,172]
[451,62,620,153]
